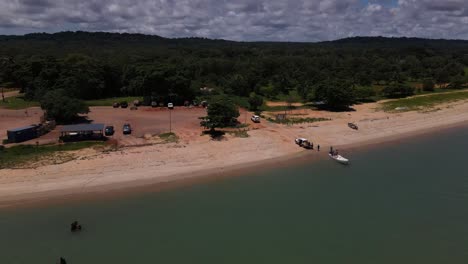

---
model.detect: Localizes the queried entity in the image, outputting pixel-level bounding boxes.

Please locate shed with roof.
[7,125,38,143]
[60,123,105,141]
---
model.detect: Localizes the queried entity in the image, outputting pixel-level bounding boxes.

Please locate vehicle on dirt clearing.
[151,101,158,108]
[295,138,313,149]
[113,102,120,108]
[295,138,307,145]
[105,126,115,136]
[123,123,132,134]
[120,101,128,108]
[168,103,174,109]
[251,115,261,123]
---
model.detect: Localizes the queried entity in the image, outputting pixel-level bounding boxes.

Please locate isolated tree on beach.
[200,95,240,131]
[40,89,89,123]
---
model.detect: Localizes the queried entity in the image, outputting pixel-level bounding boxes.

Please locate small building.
[60,123,105,141]
[7,125,38,143]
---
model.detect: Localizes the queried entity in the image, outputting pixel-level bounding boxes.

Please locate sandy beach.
[1,98,468,207]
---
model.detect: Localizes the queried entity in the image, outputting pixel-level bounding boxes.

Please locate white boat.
[329,153,349,164]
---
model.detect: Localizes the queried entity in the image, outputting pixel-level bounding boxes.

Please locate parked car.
[168,102,174,109]
[151,101,158,108]
[123,123,132,134]
[295,138,313,149]
[112,102,120,108]
[251,115,261,123]
[295,138,307,145]
[120,101,128,108]
[104,126,115,136]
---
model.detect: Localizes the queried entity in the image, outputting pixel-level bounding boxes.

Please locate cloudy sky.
[0,0,467,41]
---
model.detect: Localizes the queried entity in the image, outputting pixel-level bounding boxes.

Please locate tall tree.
[314,80,356,110]
[200,95,240,131]
[40,89,89,123]
[248,92,264,111]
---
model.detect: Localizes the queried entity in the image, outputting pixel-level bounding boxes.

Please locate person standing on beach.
[317,145,320,151]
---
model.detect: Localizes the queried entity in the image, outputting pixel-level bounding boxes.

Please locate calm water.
[1,128,468,264]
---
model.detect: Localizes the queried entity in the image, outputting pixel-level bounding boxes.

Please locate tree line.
[1,32,468,113]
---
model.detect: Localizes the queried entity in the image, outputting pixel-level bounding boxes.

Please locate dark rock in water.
[59,257,67,264]
[70,221,82,232]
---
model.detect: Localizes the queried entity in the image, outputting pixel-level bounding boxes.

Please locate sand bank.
[1,99,468,207]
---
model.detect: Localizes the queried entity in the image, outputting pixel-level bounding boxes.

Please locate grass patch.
[228,130,249,138]
[380,89,468,112]
[267,117,331,125]
[0,96,39,109]
[86,96,143,107]
[0,141,105,169]
[261,104,309,112]
[158,132,179,143]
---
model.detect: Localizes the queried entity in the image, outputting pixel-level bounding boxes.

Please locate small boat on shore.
[348,122,358,130]
[329,153,349,165]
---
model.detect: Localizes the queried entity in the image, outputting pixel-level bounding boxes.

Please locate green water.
[1,128,468,264]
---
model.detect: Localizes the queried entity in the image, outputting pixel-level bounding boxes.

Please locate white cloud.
[0,0,467,41]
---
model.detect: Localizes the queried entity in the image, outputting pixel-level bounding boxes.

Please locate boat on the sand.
[348,123,358,130]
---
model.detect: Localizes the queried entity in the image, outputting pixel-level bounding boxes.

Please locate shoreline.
[0,150,319,210]
[2,98,468,209]
[1,118,467,210]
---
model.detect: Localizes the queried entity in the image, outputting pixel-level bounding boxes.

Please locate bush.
[448,75,466,89]
[382,83,415,98]
[422,80,435,92]
[355,86,376,101]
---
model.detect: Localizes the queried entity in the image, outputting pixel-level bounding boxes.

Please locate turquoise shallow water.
[1,127,468,263]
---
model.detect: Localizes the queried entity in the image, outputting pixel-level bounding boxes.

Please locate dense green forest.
[1,32,467,108]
